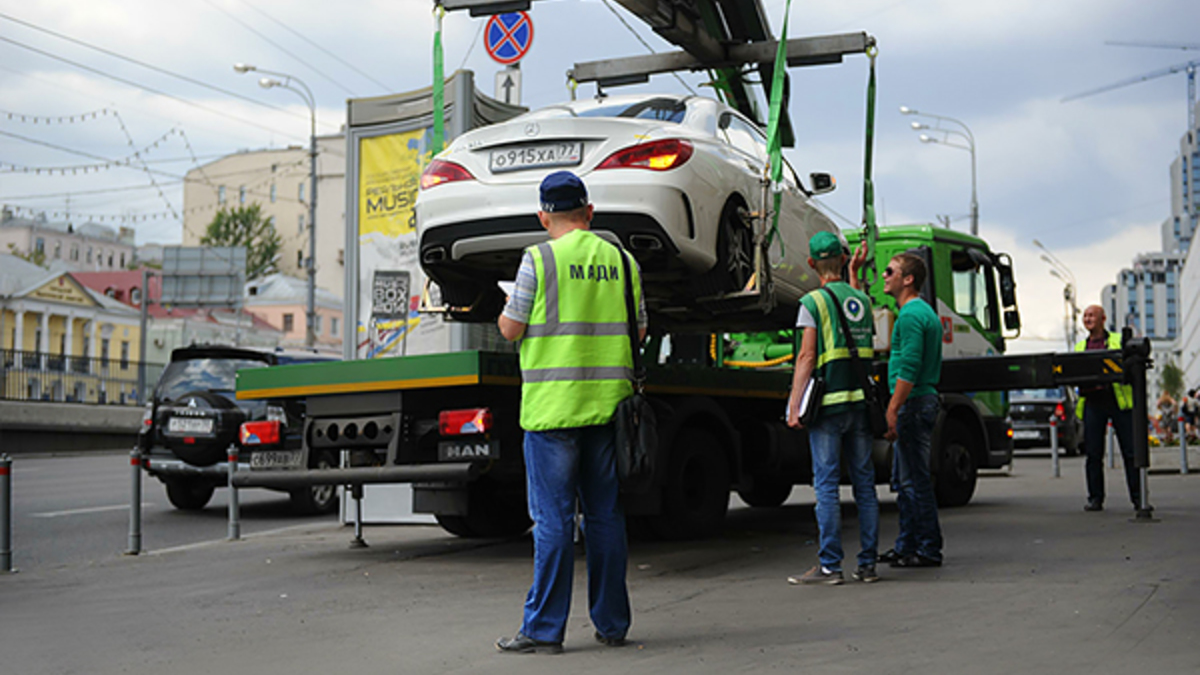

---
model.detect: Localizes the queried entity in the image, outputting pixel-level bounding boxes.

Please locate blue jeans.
[521,422,631,643]
[1082,402,1139,505]
[809,406,879,570]
[892,395,943,561]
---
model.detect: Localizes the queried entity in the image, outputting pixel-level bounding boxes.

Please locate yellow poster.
[358,129,426,237]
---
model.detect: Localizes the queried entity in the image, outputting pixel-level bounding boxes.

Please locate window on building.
[298,214,305,235]
[239,186,246,205]
[331,317,339,336]
[120,341,130,370]
[218,185,227,205]
[60,333,66,355]
[87,247,93,263]
[298,182,305,202]
[108,253,114,268]
[35,328,42,354]
[100,338,110,366]
[35,237,45,254]
[131,287,142,306]
[53,242,61,259]
[282,314,294,332]
[120,253,126,268]
[270,183,277,203]
[314,314,323,334]
[297,250,304,268]
[70,245,79,261]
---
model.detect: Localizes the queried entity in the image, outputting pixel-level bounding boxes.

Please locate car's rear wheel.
[695,200,754,297]
[290,450,340,515]
[164,477,215,511]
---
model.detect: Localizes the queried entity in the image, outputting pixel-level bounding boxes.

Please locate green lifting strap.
[861,46,879,288]
[431,5,446,157]
[763,0,792,257]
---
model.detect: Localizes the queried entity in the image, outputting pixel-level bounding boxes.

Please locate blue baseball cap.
[539,171,589,212]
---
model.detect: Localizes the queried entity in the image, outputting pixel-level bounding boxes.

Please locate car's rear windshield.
[155,358,267,403]
[529,98,688,123]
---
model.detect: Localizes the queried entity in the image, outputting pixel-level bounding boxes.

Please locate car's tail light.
[596,139,694,171]
[1055,403,1065,420]
[141,403,153,427]
[439,408,493,436]
[240,420,281,446]
[420,159,475,190]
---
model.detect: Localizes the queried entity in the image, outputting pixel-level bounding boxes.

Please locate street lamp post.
[235,63,318,349]
[1034,239,1080,348]
[901,106,978,236]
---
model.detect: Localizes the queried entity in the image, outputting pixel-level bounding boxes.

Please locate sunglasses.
[883,266,897,277]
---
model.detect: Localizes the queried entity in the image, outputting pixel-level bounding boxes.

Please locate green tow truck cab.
[234,224,1021,540]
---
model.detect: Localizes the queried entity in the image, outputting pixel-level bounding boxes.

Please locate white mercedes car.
[416,93,842,332]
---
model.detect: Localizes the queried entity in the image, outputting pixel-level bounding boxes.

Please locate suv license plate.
[1012,430,1040,440]
[250,450,303,470]
[167,417,214,434]
[438,439,499,462]
[489,142,583,173]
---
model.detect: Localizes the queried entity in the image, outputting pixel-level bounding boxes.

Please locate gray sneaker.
[788,565,844,585]
[852,564,880,583]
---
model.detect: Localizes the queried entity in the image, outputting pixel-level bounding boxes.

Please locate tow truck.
[225,2,1158,539]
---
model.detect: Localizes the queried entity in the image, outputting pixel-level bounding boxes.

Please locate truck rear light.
[439,408,493,436]
[240,420,281,446]
[596,138,693,171]
[420,159,475,190]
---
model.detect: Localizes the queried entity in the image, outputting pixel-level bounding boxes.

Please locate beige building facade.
[182,136,346,301]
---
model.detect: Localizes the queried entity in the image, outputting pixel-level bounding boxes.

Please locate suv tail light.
[1054,403,1065,420]
[420,159,475,190]
[439,408,493,436]
[240,420,281,446]
[597,139,693,171]
[141,403,153,427]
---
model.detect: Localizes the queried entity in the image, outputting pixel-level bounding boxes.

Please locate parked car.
[416,93,841,332]
[139,345,339,514]
[1010,387,1081,455]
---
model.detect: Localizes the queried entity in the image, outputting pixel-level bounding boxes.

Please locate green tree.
[200,204,281,280]
[7,242,47,268]
[1159,358,1185,401]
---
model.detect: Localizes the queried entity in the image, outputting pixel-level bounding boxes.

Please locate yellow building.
[1,254,144,403]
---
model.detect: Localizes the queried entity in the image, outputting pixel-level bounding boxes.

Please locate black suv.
[140,345,339,514]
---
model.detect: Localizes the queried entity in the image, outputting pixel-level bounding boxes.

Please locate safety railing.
[0,349,162,405]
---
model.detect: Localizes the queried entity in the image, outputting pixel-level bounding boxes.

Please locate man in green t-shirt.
[878,252,944,568]
[785,231,880,585]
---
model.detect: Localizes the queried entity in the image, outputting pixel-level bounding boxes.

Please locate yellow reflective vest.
[1073,331,1133,417]
[519,229,640,431]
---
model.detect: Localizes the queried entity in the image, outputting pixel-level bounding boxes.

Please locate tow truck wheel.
[737,475,793,508]
[934,421,977,507]
[436,482,531,538]
[164,478,215,511]
[652,428,730,539]
[290,450,340,515]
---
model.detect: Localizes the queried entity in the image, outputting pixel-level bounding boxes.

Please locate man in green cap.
[785,231,879,585]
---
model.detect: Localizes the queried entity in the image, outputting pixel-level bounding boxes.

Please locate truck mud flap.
[231,464,480,489]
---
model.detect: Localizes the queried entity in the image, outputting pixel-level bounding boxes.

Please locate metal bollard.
[349,484,368,549]
[126,450,142,555]
[227,445,240,541]
[1049,415,1060,478]
[1,455,12,573]
[1106,421,1115,469]
[1180,415,1190,475]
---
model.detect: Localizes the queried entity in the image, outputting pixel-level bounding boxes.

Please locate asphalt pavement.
[2,452,1198,675]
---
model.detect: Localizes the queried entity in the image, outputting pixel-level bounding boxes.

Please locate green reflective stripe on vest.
[798,281,874,419]
[524,321,629,338]
[521,366,634,383]
[1073,334,1134,415]
[822,389,865,406]
[519,230,638,431]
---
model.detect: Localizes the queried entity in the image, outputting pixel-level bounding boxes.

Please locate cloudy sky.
[0,0,1195,348]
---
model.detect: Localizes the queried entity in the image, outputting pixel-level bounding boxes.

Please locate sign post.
[485,11,531,106]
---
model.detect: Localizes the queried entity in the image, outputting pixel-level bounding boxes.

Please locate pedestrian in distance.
[1074,304,1142,512]
[877,253,944,569]
[495,171,646,654]
[785,232,881,585]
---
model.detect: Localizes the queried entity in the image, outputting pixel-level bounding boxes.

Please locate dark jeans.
[521,423,631,643]
[1082,402,1139,506]
[892,394,943,561]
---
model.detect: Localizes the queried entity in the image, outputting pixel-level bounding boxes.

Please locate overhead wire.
[198,0,357,98]
[235,0,394,92]
[0,12,313,124]
[0,35,309,141]
[599,0,698,96]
